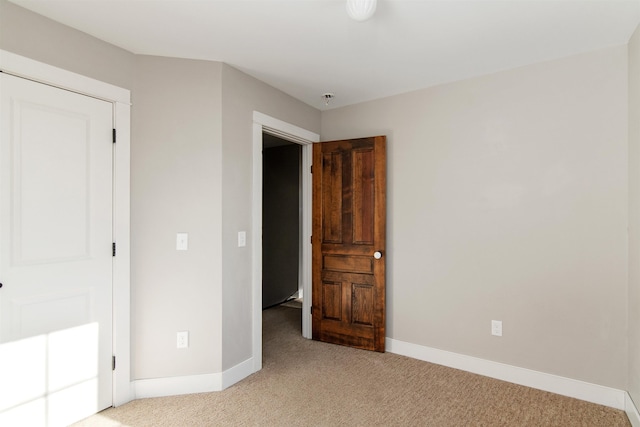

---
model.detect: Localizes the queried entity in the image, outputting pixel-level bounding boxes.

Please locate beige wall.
[629,23,640,406]
[0,0,322,381]
[321,46,629,389]
[131,56,223,379]
[0,0,135,89]
[3,0,638,400]
[220,64,320,369]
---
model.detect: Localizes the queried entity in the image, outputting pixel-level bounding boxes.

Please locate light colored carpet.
[74,306,630,426]
[280,298,302,309]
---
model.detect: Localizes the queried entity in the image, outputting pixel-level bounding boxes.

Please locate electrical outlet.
[491,320,503,337]
[177,331,189,349]
[238,231,246,247]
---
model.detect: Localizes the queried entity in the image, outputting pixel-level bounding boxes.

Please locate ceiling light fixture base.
[346,0,377,22]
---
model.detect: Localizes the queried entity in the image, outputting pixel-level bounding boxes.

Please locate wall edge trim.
[627,392,640,426]
[0,49,130,104]
[386,338,626,410]
[133,373,222,399]
[221,358,254,390]
[132,357,254,399]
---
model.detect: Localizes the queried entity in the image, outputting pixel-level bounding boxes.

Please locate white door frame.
[252,112,318,372]
[0,50,132,406]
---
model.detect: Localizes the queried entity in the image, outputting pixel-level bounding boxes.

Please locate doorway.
[262,135,302,310]
[251,112,318,373]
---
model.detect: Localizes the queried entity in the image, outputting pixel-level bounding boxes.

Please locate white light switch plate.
[238,231,246,247]
[176,233,188,251]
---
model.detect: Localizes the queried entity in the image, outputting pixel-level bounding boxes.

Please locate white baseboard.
[133,373,222,399]
[627,393,640,426]
[386,338,626,410]
[221,357,255,390]
[133,357,254,399]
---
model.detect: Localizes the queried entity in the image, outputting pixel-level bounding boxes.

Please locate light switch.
[176,233,188,251]
[238,231,246,247]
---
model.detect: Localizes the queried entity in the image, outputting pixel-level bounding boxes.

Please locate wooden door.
[312,136,386,352]
[0,73,113,426]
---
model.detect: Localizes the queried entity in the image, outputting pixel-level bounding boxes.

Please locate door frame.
[0,50,132,406]
[251,112,319,371]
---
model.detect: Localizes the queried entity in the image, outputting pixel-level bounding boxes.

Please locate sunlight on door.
[0,72,114,425]
[0,323,100,426]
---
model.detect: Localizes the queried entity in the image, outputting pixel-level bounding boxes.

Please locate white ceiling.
[10,0,640,110]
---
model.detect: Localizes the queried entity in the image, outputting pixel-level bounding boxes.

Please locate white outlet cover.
[238,231,246,247]
[177,331,189,349]
[491,320,503,337]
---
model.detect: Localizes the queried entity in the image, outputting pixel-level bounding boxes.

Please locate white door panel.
[14,101,92,265]
[0,73,113,425]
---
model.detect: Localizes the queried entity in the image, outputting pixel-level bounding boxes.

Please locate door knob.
[373,251,382,259]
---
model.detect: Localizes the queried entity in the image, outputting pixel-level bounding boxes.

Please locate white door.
[0,73,113,426]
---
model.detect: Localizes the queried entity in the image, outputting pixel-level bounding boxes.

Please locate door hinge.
[310,165,313,174]
[112,242,116,257]
[112,355,116,371]
[310,235,313,244]
[112,129,116,144]
[310,306,314,315]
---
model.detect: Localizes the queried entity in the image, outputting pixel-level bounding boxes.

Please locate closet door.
[0,72,114,426]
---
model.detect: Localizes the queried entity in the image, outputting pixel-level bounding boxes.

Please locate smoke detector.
[322,93,335,106]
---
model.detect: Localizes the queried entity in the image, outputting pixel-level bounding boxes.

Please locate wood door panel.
[316,322,374,348]
[351,283,374,326]
[323,254,373,274]
[312,136,386,352]
[322,151,343,243]
[321,281,342,321]
[320,244,376,256]
[352,148,375,245]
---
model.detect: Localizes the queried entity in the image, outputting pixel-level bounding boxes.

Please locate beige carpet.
[75,306,630,426]
[280,298,302,309]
